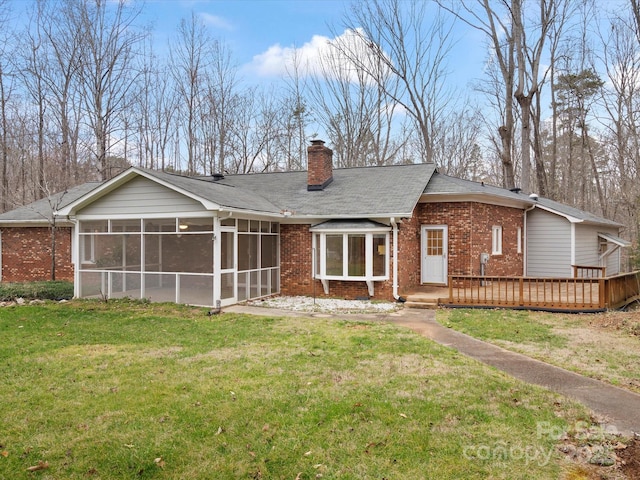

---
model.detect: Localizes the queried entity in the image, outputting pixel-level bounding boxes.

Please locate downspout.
[390,217,401,301]
[523,204,536,276]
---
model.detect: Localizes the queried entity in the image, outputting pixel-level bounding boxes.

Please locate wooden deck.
[405,271,640,312]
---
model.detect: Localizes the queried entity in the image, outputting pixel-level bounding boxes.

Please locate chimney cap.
[212,173,225,181]
[310,139,325,146]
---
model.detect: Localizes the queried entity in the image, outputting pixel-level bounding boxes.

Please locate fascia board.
[420,193,532,210]
[289,212,415,221]
[0,219,75,227]
[532,204,584,224]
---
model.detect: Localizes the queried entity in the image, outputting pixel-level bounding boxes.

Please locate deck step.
[403,300,438,309]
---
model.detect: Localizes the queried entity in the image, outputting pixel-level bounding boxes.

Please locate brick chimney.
[307,140,333,191]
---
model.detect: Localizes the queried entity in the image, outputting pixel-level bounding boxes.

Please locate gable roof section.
[423,172,621,228]
[533,196,622,227]
[56,167,283,217]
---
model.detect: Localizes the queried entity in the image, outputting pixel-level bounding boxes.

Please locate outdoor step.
[406,294,445,302]
[403,300,438,309]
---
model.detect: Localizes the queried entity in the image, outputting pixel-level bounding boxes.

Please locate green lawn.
[0,300,591,479]
[439,307,640,394]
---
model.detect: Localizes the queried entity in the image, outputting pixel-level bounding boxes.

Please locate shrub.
[0,281,74,301]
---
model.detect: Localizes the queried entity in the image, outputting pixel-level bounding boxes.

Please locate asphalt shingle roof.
[423,172,621,227]
[190,163,437,218]
[0,165,621,229]
[0,182,100,224]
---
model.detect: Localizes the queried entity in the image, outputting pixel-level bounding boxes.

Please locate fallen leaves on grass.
[26,460,49,472]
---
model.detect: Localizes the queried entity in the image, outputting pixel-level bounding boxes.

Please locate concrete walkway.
[225,305,640,436]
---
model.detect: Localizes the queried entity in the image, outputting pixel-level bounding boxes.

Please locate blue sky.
[144,0,487,89]
[147,0,357,72]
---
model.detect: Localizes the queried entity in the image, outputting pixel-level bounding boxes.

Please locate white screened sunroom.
[75,215,279,307]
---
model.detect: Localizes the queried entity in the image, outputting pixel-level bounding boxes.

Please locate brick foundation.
[1,226,74,282]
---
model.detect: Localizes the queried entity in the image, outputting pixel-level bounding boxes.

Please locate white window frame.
[492,225,503,255]
[310,226,390,296]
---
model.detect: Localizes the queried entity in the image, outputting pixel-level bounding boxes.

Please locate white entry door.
[219,228,237,307]
[421,226,448,284]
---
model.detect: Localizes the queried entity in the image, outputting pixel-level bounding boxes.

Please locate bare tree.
[307,29,407,167]
[439,0,518,188]
[203,40,239,175]
[69,0,146,180]
[0,0,14,212]
[170,12,213,175]
[338,0,456,164]
[282,48,312,171]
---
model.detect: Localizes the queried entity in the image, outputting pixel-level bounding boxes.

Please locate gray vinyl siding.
[78,176,207,216]
[575,224,622,275]
[601,227,623,275]
[574,223,600,268]
[526,209,572,277]
[606,247,621,275]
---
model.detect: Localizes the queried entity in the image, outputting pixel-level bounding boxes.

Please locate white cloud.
[247,34,332,78]
[246,29,383,81]
[199,12,233,31]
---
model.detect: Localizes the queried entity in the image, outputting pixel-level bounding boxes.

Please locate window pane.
[221,272,235,300]
[144,235,161,271]
[238,219,249,232]
[178,217,213,232]
[158,234,213,273]
[326,235,343,276]
[373,234,386,276]
[238,272,248,301]
[220,217,235,227]
[94,234,125,269]
[427,230,443,256]
[111,219,141,232]
[348,235,366,277]
[145,218,176,232]
[314,233,320,277]
[124,234,141,270]
[271,268,279,293]
[82,220,108,233]
[261,235,278,268]
[238,234,258,271]
[179,274,213,306]
[221,231,234,270]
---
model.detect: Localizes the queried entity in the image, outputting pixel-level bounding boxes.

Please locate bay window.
[311,220,390,296]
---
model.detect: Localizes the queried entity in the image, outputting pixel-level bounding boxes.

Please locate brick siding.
[415,202,524,277]
[1,226,74,282]
[279,201,525,301]
[279,224,394,300]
